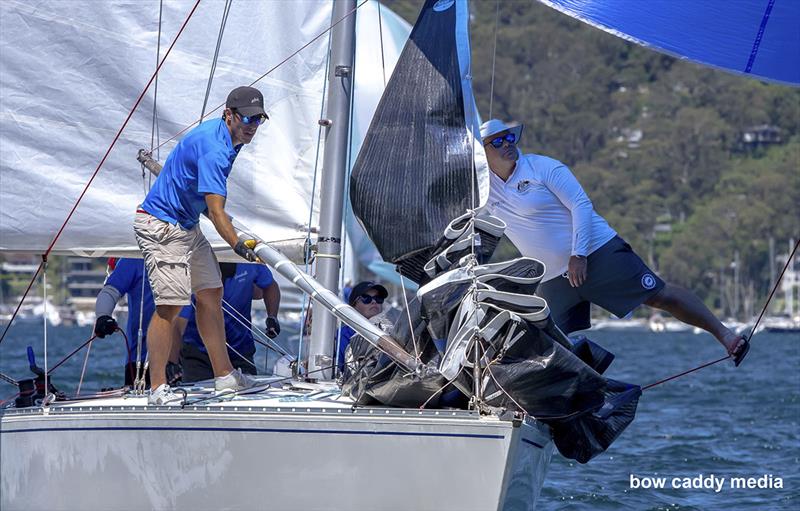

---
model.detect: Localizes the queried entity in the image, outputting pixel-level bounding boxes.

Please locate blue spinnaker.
[538,0,800,86]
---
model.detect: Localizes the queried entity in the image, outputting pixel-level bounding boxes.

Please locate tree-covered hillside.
[383,0,799,318]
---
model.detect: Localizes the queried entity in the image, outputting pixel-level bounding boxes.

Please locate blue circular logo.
[433,0,455,12]
[641,273,656,290]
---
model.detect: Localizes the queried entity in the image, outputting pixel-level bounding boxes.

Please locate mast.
[309,0,357,379]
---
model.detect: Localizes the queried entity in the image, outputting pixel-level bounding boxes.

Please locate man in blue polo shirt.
[93,258,182,386]
[176,262,281,382]
[134,86,268,405]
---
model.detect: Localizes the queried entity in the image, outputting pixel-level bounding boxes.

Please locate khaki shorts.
[133,211,222,306]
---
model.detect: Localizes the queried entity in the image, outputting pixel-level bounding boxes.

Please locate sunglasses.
[485,133,516,148]
[234,110,267,126]
[357,295,384,305]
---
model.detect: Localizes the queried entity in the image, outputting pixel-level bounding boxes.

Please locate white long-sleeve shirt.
[486,153,616,281]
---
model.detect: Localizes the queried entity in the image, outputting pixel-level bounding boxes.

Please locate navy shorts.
[180,342,256,383]
[536,236,665,334]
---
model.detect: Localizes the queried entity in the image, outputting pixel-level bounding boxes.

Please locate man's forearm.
[208,209,239,248]
[265,283,281,317]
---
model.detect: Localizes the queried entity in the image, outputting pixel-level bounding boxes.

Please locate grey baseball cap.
[226,86,268,118]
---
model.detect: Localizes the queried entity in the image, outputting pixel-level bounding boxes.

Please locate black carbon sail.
[350,0,485,283]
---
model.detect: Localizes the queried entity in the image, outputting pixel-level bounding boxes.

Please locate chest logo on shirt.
[516,180,533,193]
[641,273,657,290]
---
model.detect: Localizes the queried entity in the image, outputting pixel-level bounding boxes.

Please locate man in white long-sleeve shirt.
[481,119,749,366]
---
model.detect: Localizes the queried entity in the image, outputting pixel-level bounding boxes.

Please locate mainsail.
[0,0,409,259]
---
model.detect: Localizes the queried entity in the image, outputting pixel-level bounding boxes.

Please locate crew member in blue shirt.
[133,86,268,405]
[93,258,182,386]
[176,262,281,382]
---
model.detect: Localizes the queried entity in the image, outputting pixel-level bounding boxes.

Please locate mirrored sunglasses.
[357,295,384,305]
[235,110,268,126]
[486,133,516,148]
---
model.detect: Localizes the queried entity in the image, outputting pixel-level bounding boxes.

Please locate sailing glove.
[266,316,281,338]
[234,238,259,263]
[94,315,118,338]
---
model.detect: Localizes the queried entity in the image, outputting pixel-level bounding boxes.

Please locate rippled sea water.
[0,324,797,510]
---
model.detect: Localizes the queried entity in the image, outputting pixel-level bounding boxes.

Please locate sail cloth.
[341,222,641,463]
[0,0,409,258]
[350,0,490,282]
[537,0,800,87]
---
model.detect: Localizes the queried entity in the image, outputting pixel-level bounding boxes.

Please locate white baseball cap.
[480,119,523,144]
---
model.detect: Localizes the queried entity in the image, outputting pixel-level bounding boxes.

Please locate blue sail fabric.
[538,0,800,86]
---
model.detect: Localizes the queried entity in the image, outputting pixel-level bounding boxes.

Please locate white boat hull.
[1,385,553,510]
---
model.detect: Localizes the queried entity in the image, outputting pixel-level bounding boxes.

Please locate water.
[1,324,797,510]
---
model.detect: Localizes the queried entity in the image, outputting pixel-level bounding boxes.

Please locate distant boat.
[649,317,693,333]
[761,315,800,334]
[592,318,649,331]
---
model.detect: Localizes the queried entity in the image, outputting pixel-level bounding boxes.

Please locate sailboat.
[1,1,557,510]
[2,1,797,510]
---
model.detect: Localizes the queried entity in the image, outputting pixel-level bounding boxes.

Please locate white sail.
[0,0,409,259]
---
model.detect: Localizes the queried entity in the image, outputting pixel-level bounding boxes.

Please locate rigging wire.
[150,0,164,161]
[488,0,499,119]
[642,238,798,392]
[0,0,203,347]
[76,338,93,396]
[153,0,372,153]
[218,296,291,357]
[136,0,166,388]
[0,371,17,386]
[377,0,387,88]
[199,0,233,122]
[42,259,48,403]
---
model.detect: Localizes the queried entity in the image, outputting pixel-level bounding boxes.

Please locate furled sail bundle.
[342,213,642,463]
[350,0,489,282]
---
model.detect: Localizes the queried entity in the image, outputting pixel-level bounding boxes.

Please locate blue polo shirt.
[104,258,154,364]
[181,264,275,357]
[141,118,241,229]
[336,325,356,372]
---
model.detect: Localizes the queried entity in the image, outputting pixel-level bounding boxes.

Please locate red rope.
[643,239,798,391]
[0,0,201,346]
[642,354,731,391]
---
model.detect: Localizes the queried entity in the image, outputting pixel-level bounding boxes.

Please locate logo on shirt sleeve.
[641,273,657,290]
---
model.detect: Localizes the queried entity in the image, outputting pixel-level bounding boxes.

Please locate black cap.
[348,281,388,306]
[226,86,268,118]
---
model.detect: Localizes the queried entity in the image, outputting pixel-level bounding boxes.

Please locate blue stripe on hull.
[1,425,505,440]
